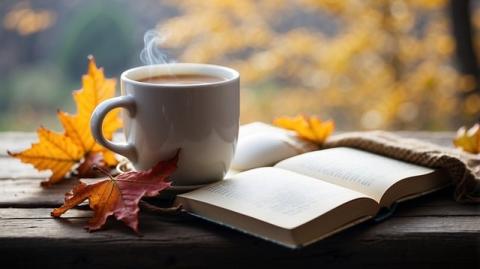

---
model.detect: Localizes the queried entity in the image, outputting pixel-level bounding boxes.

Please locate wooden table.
[0,132,479,268]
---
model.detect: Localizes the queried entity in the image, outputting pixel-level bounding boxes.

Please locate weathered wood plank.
[0,157,50,179]
[0,131,478,268]
[0,208,478,268]
[1,208,478,237]
[0,178,102,207]
[2,238,478,269]
[0,176,478,218]
[0,178,74,207]
[0,131,459,207]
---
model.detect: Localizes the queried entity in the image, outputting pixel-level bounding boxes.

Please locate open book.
[175,123,450,248]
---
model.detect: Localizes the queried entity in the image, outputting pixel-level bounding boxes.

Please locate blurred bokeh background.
[1,0,479,131]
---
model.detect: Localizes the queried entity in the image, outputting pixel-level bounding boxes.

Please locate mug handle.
[90,95,137,163]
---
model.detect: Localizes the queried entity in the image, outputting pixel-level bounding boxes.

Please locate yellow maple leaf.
[58,56,121,166]
[453,123,480,154]
[8,127,84,185]
[9,56,122,185]
[273,114,335,144]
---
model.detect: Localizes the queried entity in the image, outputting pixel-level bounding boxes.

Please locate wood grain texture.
[0,206,478,268]
[0,131,479,269]
[0,157,51,179]
[0,178,80,207]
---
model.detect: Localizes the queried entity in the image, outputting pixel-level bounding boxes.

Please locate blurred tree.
[156,0,470,130]
[0,65,72,130]
[450,0,478,90]
[450,0,480,123]
[58,1,135,79]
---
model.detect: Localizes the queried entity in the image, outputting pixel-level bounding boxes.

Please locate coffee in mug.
[138,74,226,85]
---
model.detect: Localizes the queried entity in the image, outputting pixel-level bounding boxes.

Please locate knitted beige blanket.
[323,131,480,203]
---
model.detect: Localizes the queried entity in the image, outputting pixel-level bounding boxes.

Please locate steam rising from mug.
[140,30,171,65]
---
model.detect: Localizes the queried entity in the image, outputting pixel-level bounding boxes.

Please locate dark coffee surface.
[138,74,226,85]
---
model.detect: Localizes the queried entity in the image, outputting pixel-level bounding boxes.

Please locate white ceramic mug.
[90,63,240,186]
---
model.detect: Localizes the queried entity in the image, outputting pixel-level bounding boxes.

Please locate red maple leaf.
[51,151,179,233]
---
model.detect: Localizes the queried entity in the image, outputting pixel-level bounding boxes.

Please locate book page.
[177,167,374,230]
[275,147,436,203]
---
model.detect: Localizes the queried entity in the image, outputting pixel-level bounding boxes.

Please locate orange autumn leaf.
[273,114,335,144]
[51,152,179,233]
[8,56,121,185]
[453,123,480,154]
[7,127,84,184]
